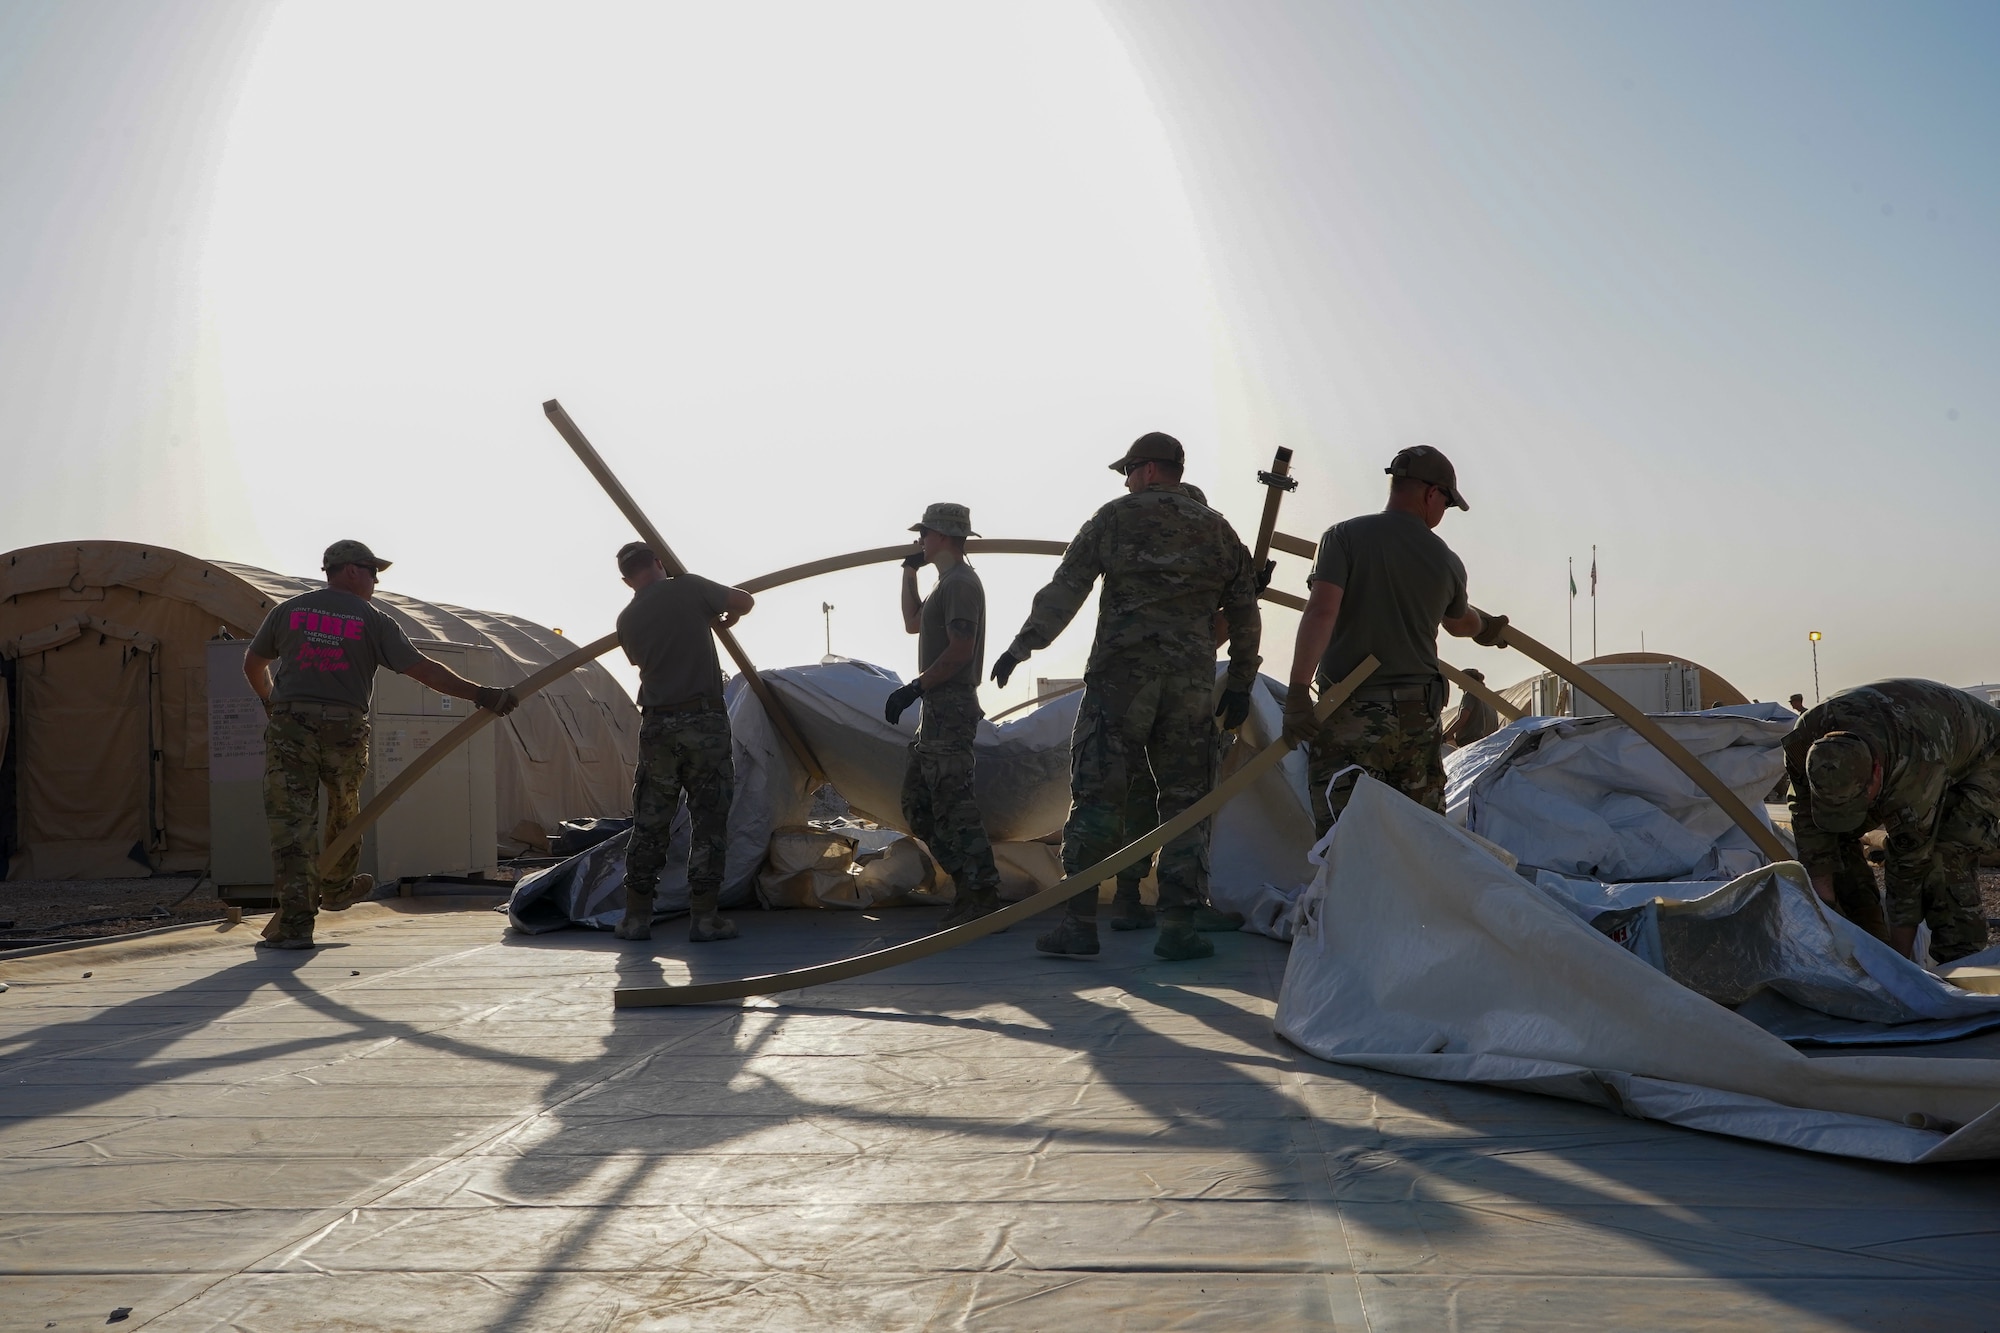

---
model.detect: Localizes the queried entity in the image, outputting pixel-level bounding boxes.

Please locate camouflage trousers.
[1117,763,1159,896]
[1307,693,1445,839]
[1820,838,1889,942]
[264,708,369,942]
[1893,768,2000,963]
[1062,666,1216,916]
[899,685,1001,896]
[628,709,734,898]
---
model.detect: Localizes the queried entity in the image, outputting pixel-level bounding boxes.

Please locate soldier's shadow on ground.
[474,907,2000,1330]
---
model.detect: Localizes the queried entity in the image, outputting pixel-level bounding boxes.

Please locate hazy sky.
[3,1,1994,707]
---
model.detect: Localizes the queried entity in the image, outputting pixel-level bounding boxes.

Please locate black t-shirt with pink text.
[249,589,423,711]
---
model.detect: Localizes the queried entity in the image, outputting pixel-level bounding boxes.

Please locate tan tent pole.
[1442,663,1524,723]
[542,398,827,787]
[314,631,622,879]
[1489,612,1790,862]
[738,539,1068,596]
[1249,446,1295,571]
[612,655,1379,1007]
[988,680,1085,723]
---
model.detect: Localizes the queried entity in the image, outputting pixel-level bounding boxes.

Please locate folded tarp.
[1274,776,2000,1163]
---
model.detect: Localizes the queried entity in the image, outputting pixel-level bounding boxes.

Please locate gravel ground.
[0,877,226,942]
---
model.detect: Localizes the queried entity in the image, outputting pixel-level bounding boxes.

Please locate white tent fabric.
[1274,776,2000,1163]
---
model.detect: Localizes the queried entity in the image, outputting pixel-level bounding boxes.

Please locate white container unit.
[207,638,498,892]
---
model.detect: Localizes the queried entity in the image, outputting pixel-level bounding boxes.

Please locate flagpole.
[1591,544,1598,659]
[1568,556,1574,661]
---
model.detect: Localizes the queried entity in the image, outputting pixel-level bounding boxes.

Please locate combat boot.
[1108,883,1155,931]
[321,873,376,912]
[688,887,739,943]
[940,885,1002,930]
[1154,908,1215,961]
[1191,902,1243,932]
[1036,912,1100,957]
[613,886,654,941]
[256,935,316,951]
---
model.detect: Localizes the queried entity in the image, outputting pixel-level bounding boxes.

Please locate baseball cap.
[1804,731,1876,832]
[615,542,660,575]
[909,502,980,539]
[322,539,391,572]
[1108,431,1186,474]
[1386,446,1468,511]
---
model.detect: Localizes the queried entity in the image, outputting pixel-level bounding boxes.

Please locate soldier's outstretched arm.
[999,514,1104,672]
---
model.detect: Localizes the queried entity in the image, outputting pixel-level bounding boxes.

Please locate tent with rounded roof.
[0,541,635,880]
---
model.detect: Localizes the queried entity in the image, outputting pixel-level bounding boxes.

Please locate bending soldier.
[1283,447,1504,835]
[883,503,1005,928]
[613,542,755,944]
[243,540,518,950]
[1443,668,1500,748]
[993,431,1262,962]
[1787,678,2000,962]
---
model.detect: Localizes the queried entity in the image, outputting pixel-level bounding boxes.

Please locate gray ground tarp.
[1275,777,2000,1163]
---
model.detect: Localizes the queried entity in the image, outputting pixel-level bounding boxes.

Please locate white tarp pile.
[509,660,1319,932]
[1275,775,2000,1162]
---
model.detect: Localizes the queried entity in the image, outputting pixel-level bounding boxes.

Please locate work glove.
[1472,611,1510,648]
[474,685,520,717]
[991,650,1023,689]
[902,546,927,570]
[884,680,924,725]
[1254,559,1275,594]
[1282,684,1319,747]
[1214,687,1252,732]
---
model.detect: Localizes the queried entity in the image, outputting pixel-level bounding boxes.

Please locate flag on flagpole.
[1569,566,1577,598]
[1590,550,1598,596]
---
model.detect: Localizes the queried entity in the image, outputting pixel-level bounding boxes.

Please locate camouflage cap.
[322,539,391,572]
[910,502,980,539]
[1386,445,1469,511]
[1108,431,1185,474]
[1805,731,1876,832]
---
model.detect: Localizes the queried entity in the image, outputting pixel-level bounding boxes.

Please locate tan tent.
[1,541,636,880]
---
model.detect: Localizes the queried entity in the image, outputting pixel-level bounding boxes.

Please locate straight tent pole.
[613,655,1380,1007]
[543,399,827,787]
[1486,612,1791,863]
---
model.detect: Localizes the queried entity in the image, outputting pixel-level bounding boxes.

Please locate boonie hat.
[1804,731,1876,832]
[322,539,391,572]
[1386,445,1469,511]
[910,502,980,539]
[1108,431,1186,474]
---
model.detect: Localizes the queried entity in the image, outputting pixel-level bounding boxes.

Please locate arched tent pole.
[1485,611,1790,863]
[989,681,1085,723]
[316,540,1071,882]
[315,631,622,880]
[612,657,1380,1008]
[737,539,1069,595]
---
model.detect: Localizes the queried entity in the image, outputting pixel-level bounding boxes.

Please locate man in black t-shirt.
[1282,448,1506,835]
[612,542,756,944]
[244,539,517,949]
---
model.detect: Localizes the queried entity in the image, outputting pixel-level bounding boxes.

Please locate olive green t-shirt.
[616,574,732,708]
[1312,510,1469,690]
[248,588,423,711]
[919,562,985,690]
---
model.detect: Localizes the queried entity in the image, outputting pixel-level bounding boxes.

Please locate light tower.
[1808,630,1822,702]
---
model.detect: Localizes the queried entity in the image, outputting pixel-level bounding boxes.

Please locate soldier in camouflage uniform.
[883,503,1004,929]
[244,540,517,949]
[1786,678,2000,963]
[614,542,757,944]
[1282,447,1504,836]
[993,432,1262,962]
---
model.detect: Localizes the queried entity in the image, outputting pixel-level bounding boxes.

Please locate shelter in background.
[1499,651,1751,719]
[0,541,636,880]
